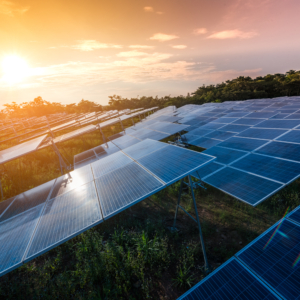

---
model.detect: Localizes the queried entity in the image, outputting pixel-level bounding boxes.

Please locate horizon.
[1,0,300,107]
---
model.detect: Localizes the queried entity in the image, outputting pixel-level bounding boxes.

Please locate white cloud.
[193,28,207,35]
[129,45,154,49]
[144,6,154,12]
[0,1,29,16]
[150,33,179,42]
[207,29,258,39]
[71,40,122,51]
[172,45,187,49]
[117,50,148,57]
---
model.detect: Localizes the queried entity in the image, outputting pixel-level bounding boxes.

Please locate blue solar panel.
[26,181,102,260]
[218,137,269,152]
[137,145,214,184]
[270,113,290,119]
[284,113,300,119]
[190,137,222,149]
[127,128,154,139]
[232,153,300,184]
[91,151,133,178]
[188,128,213,137]
[255,141,300,162]
[204,130,236,141]
[212,117,238,124]
[203,146,247,165]
[254,119,300,129]
[276,130,300,143]
[232,118,265,126]
[130,130,169,141]
[122,139,168,160]
[0,197,16,217]
[95,162,164,219]
[218,124,251,133]
[177,257,280,300]
[0,205,44,276]
[237,128,288,140]
[288,206,300,225]
[204,167,283,206]
[181,133,201,143]
[192,162,224,180]
[148,122,189,134]
[237,219,300,300]
[246,112,277,118]
[113,136,141,149]
[225,112,250,118]
[184,125,198,132]
[198,123,225,130]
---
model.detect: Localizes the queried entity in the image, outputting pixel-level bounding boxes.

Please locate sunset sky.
[0,0,300,107]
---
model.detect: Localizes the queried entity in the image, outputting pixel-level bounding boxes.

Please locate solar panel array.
[0,139,215,277]
[176,97,300,206]
[178,205,300,300]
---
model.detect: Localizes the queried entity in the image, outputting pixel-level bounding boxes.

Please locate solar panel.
[276,130,300,144]
[270,113,290,119]
[74,149,96,164]
[217,124,251,133]
[131,130,169,141]
[148,122,189,134]
[189,137,222,149]
[95,162,164,219]
[218,137,269,152]
[254,119,300,129]
[246,112,277,118]
[112,135,141,149]
[181,133,201,144]
[204,130,236,141]
[237,219,300,300]
[232,118,265,126]
[91,151,133,179]
[177,257,280,300]
[192,162,224,180]
[212,117,238,124]
[224,112,250,118]
[232,153,300,184]
[237,128,288,140]
[255,141,300,162]
[288,206,300,225]
[0,205,44,276]
[0,179,55,222]
[188,128,213,137]
[204,167,283,206]
[122,139,168,160]
[198,123,225,130]
[137,145,214,185]
[26,181,102,261]
[203,146,247,165]
[0,197,16,217]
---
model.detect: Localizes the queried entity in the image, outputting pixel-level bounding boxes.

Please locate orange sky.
[0,0,300,106]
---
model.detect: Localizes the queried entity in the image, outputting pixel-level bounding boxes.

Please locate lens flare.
[263,206,290,250]
[1,55,29,84]
[293,253,300,268]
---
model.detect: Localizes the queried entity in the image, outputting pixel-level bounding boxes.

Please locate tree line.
[1,70,300,119]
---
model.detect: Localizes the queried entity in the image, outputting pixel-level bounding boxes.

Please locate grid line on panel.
[218,137,269,152]
[189,137,222,149]
[237,128,288,140]
[276,129,300,144]
[254,119,300,129]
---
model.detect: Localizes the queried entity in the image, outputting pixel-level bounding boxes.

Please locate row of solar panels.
[178,206,300,300]
[0,139,215,277]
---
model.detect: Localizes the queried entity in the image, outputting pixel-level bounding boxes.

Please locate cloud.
[117,50,148,57]
[150,33,179,42]
[129,45,154,49]
[207,29,258,39]
[156,11,163,15]
[0,1,29,16]
[71,40,122,51]
[205,68,262,82]
[193,28,207,35]
[144,6,154,12]
[172,45,187,49]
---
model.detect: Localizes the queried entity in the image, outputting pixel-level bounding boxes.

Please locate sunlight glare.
[1,55,30,84]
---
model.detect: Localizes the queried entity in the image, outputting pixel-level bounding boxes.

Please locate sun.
[1,55,30,84]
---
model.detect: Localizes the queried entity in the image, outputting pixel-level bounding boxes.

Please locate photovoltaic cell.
[188,128,213,137]
[284,113,300,119]
[91,151,133,178]
[148,122,189,134]
[204,167,283,206]
[137,145,214,184]
[270,113,289,119]
[0,205,44,276]
[26,181,102,260]
[192,162,224,180]
[113,136,141,149]
[122,139,168,160]
[177,258,280,300]
[0,179,55,222]
[237,128,287,140]
[288,206,300,225]
[218,124,251,133]
[181,133,201,144]
[232,118,265,126]
[232,153,300,184]
[95,162,164,218]
[246,112,277,119]
[74,149,96,164]
[190,137,222,149]
[224,112,250,118]
[204,130,236,141]
[0,197,16,217]
[198,123,225,130]
[237,219,300,300]
[276,130,300,143]
[203,146,247,165]
[255,141,300,162]
[254,119,300,129]
[218,137,269,152]
[212,117,238,124]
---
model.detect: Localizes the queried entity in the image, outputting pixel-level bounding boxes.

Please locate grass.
[0,116,300,299]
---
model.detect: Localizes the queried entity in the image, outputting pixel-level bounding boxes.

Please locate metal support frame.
[119,118,125,132]
[131,116,135,126]
[50,139,70,176]
[138,113,141,122]
[98,124,108,147]
[172,175,211,273]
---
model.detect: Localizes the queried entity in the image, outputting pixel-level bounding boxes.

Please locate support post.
[138,113,141,122]
[131,117,135,126]
[50,139,69,176]
[188,175,210,273]
[98,124,108,147]
[173,178,184,229]
[119,118,125,132]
